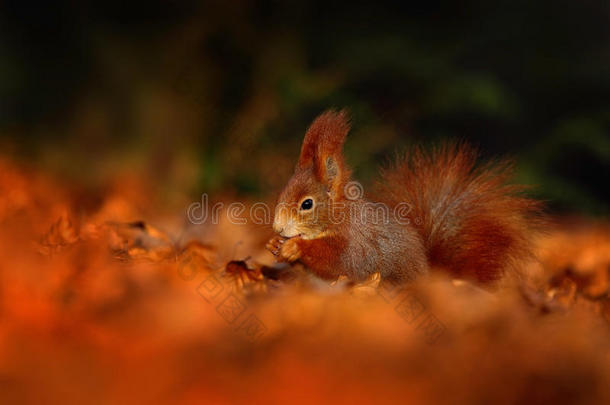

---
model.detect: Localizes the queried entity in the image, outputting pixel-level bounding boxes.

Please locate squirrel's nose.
[272,221,283,234]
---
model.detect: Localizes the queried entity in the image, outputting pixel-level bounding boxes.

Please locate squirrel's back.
[378,143,544,283]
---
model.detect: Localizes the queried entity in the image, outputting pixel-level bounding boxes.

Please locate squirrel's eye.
[300,198,314,211]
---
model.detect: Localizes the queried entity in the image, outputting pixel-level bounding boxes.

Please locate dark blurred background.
[1,0,609,215]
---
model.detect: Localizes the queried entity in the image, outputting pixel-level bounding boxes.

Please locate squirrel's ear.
[297,109,351,196]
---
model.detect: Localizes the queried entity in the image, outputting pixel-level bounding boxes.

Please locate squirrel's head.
[273,110,352,240]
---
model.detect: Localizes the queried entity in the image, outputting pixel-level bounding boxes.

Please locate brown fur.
[297,109,352,199]
[377,143,544,283]
[268,110,544,285]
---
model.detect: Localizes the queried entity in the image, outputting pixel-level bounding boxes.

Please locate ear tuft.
[296,109,351,198]
[297,109,351,170]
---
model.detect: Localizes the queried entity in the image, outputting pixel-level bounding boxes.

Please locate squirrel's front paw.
[279,237,302,262]
[266,235,285,256]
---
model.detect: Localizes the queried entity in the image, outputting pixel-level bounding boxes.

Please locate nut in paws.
[266,236,285,256]
[280,238,301,262]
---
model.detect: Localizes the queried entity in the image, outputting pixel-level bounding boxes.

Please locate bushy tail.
[378,143,544,283]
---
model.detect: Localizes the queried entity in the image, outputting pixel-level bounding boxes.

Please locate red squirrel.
[266,110,543,284]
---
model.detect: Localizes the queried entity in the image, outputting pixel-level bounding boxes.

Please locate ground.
[1,157,609,405]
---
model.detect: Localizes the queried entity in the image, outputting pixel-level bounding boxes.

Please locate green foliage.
[0,1,608,214]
